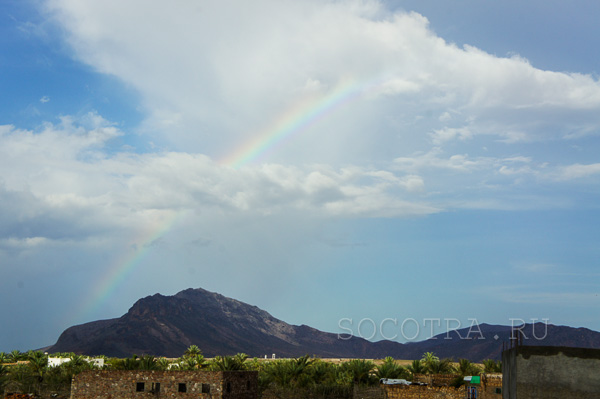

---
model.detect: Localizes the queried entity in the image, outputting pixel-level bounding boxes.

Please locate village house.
[70,370,258,399]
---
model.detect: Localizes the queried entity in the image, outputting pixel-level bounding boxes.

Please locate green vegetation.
[0,351,96,398]
[456,358,482,376]
[483,358,502,373]
[375,356,410,380]
[406,358,426,375]
[0,347,501,398]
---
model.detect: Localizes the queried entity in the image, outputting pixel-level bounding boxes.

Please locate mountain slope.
[48,288,600,360]
[49,288,377,358]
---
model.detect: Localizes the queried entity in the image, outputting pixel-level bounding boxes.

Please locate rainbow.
[74,211,184,323]
[220,77,372,168]
[69,77,383,324]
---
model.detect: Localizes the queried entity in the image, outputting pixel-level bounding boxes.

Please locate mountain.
[48,288,600,361]
[49,288,376,358]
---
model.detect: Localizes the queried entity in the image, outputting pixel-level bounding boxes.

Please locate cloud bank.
[45,0,600,162]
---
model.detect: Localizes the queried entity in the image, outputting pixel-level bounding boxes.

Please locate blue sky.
[1,0,600,352]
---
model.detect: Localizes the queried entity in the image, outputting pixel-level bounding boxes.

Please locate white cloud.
[43,0,600,163]
[394,148,490,172]
[497,157,535,176]
[2,1,595,260]
[430,126,473,145]
[0,237,48,251]
[556,163,600,180]
[0,116,439,252]
[5,110,587,257]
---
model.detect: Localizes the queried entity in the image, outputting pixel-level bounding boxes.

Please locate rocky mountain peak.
[48,288,600,360]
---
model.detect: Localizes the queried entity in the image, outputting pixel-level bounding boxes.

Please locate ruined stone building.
[70,370,258,399]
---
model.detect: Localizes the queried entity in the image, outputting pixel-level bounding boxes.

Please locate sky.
[1,0,600,352]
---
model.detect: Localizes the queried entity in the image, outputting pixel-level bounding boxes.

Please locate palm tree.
[245,357,262,371]
[261,356,317,389]
[375,357,408,380]
[7,363,36,395]
[0,364,8,392]
[287,356,315,388]
[482,359,502,373]
[27,351,48,395]
[263,360,293,387]
[319,362,353,387]
[341,359,375,386]
[420,352,439,370]
[112,355,140,370]
[184,345,202,358]
[67,355,87,367]
[457,358,481,376]
[63,355,91,378]
[234,353,249,367]
[40,363,72,396]
[406,359,426,376]
[156,358,171,371]
[27,351,48,376]
[307,359,330,386]
[426,358,455,374]
[139,355,160,370]
[179,354,206,370]
[211,354,247,371]
[8,350,23,363]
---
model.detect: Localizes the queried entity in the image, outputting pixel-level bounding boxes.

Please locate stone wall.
[71,370,258,399]
[353,386,384,399]
[480,373,502,397]
[223,371,259,399]
[383,385,465,399]
[261,385,352,399]
[411,374,457,387]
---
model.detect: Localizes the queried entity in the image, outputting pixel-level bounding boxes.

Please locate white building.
[48,357,104,368]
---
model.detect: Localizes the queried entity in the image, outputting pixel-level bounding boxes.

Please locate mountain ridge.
[48,287,600,361]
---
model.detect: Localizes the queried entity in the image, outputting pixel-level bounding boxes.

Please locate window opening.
[202,383,211,393]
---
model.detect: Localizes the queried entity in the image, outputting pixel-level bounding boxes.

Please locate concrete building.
[502,345,600,398]
[71,370,258,399]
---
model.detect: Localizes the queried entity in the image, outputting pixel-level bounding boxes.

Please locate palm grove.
[0,346,502,398]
